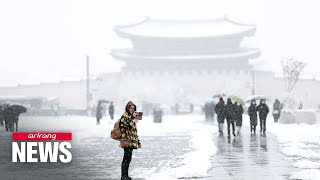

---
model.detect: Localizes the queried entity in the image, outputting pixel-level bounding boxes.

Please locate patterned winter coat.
[120,102,141,149]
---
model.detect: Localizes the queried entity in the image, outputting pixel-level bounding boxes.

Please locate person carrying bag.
[118,101,141,180]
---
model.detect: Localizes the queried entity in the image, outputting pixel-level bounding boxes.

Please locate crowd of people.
[202,96,287,137]
[215,98,245,137]
[214,97,272,138]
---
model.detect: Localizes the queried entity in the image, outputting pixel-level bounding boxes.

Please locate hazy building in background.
[0,17,320,111]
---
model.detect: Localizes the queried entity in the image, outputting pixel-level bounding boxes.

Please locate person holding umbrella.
[257,99,269,135]
[3,103,27,131]
[248,100,258,134]
[215,97,226,134]
[235,102,244,134]
[225,98,236,138]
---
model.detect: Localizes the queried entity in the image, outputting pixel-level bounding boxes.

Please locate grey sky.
[0,0,319,86]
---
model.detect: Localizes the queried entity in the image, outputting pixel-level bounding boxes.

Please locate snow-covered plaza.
[1,114,319,179]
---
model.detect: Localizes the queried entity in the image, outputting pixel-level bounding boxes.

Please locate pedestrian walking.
[203,102,210,121]
[248,100,258,134]
[153,105,163,123]
[257,99,269,134]
[215,97,226,134]
[0,105,4,127]
[209,101,216,121]
[96,102,103,125]
[225,98,236,138]
[109,102,115,120]
[273,99,283,123]
[120,101,141,180]
[235,103,244,134]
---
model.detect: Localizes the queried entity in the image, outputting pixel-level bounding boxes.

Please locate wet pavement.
[0,115,300,180]
[0,115,194,180]
[206,125,297,180]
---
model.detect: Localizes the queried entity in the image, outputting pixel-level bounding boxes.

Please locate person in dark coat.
[248,100,258,134]
[257,99,269,134]
[203,102,210,121]
[235,103,244,134]
[96,102,103,125]
[215,97,226,134]
[2,104,26,131]
[208,101,216,121]
[273,99,283,123]
[109,102,115,120]
[203,101,215,121]
[0,105,4,127]
[153,106,163,123]
[225,98,236,138]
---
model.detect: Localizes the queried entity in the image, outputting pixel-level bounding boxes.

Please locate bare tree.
[282,58,307,93]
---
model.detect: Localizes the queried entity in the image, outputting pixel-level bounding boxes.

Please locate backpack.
[110,116,122,141]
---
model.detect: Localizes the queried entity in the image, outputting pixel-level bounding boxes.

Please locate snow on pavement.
[141,115,218,179]
[266,117,320,180]
[16,114,219,179]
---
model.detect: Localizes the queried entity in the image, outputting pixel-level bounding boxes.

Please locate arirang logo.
[12,132,72,163]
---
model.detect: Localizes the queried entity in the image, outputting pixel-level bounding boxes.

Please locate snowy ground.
[145,116,217,179]
[266,118,320,180]
[0,114,218,180]
[1,113,319,179]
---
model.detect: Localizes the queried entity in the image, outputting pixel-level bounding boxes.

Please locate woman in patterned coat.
[120,101,141,180]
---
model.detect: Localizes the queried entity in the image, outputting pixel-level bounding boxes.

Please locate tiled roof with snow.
[115,17,256,38]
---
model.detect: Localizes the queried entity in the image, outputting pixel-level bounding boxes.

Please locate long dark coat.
[96,104,103,120]
[109,104,114,119]
[0,106,4,126]
[248,104,257,126]
[235,105,244,126]
[225,99,235,123]
[215,100,226,123]
[273,100,282,119]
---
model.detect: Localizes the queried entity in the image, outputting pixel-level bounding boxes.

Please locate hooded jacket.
[120,101,141,149]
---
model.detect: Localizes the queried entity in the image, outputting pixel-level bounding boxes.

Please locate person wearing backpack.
[119,101,141,180]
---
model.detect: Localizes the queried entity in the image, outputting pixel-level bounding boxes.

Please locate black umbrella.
[213,93,228,98]
[98,99,110,104]
[9,104,27,114]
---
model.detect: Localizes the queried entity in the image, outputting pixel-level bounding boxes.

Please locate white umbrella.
[245,95,270,103]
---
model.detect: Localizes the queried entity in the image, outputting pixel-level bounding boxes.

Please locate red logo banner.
[12,132,72,141]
